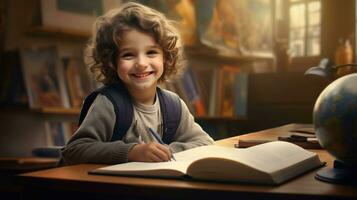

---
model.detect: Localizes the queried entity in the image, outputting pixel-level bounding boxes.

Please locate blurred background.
[0,0,355,157]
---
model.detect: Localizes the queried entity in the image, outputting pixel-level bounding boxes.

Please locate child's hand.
[128,142,172,162]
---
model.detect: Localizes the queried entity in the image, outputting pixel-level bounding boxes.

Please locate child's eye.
[121,52,134,59]
[147,50,159,57]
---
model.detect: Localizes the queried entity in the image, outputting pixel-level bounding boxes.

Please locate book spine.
[208,69,218,116]
[180,68,206,116]
[45,121,66,146]
[234,73,248,117]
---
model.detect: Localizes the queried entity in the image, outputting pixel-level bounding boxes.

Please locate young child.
[60,2,214,165]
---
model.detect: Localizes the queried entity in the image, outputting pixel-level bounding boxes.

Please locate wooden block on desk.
[236,138,322,149]
[235,139,272,148]
[278,137,322,149]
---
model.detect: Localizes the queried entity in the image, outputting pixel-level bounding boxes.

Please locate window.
[289,0,321,57]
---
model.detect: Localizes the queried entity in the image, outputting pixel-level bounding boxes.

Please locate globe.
[313,73,357,164]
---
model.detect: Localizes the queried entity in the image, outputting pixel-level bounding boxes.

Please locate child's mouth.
[131,71,154,79]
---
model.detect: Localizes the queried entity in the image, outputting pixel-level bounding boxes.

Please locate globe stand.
[315,160,357,185]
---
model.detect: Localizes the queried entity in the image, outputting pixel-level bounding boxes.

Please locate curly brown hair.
[84,2,186,86]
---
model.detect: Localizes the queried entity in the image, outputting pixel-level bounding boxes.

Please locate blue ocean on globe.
[313,73,357,164]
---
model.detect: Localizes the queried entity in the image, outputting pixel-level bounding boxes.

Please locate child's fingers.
[154,143,172,161]
[145,143,169,162]
[128,142,172,162]
[156,144,172,158]
[148,151,164,162]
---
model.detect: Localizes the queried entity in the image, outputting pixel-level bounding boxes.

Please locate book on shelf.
[0,51,28,106]
[45,121,78,146]
[33,121,78,158]
[20,46,70,109]
[89,141,323,185]
[217,65,241,117]
[179,67,206,116]
[62,57,93,108]
[190,66,215,116]
[45,121,66,146]
[206,65,248,118]
[234,72,248,117]
[208,68,219,116]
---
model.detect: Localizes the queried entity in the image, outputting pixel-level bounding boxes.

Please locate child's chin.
[133,81,156,90]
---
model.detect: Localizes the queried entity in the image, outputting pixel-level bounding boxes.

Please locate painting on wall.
[62,57,94,108]
[40,0,121,35]
[20,46,70,109]
[195,0,273,57]
[135,0,198,46]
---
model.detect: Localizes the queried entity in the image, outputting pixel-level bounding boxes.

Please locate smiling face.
[116,28,164,97]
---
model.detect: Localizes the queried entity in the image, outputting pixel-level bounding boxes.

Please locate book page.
[174,145,241,162]
[181,142,319,174]
[234,141,320,173]
[184,141,321,184]
[91,161,192,178]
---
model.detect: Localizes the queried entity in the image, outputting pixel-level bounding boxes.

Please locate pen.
[148,127,176,161]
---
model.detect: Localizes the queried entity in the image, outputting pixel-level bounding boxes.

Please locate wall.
[246,72,329,132]
[322,0,355,60]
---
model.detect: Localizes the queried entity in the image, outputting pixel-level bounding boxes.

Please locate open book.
[89,141,323,185]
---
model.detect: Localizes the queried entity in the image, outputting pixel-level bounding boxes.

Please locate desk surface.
[17,124,357,200]
[0,157,58,174]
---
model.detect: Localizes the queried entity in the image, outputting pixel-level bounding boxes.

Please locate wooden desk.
[0,157,58,175]
[0,157,58,199]
[17,124,357,200]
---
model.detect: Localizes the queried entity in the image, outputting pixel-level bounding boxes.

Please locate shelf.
[185,45,273,63]
[27,26,90,40]
[34,107,81,115]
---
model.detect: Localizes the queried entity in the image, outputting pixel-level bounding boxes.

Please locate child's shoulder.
[158,87,179,97]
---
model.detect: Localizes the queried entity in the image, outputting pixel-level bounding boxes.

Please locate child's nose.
[135,55,149,69]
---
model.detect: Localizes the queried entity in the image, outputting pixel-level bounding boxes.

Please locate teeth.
[133,72,152,78]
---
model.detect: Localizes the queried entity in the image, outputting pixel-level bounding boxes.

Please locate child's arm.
[61,95,173,164]
[168,99,214,153]
[61,95,137,165]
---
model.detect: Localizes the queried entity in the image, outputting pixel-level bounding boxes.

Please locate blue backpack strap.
[102,84,133,142]
[78,83,133,142]
[78,89,102,126]
[157,88,182,144]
